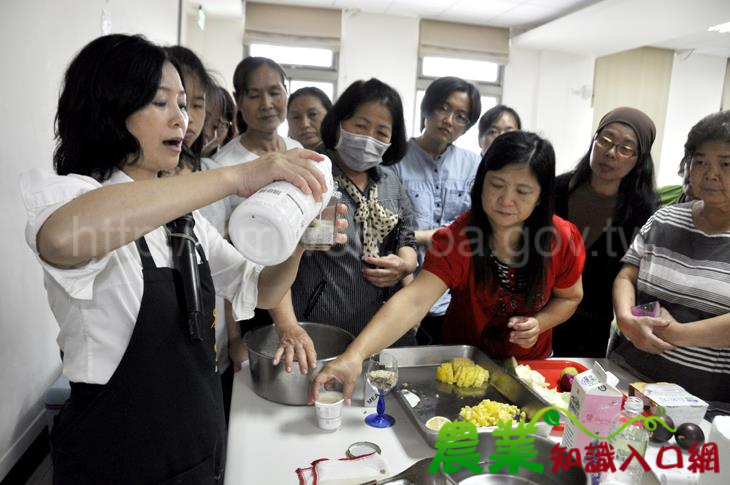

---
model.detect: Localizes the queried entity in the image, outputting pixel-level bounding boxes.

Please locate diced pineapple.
[451,357,475,373]
[435,362,455,384]
[435,358,489,388]
[459,399,525,427]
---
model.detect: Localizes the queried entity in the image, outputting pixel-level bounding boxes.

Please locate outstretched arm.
[308,270,447,404]
[38,149,326,268]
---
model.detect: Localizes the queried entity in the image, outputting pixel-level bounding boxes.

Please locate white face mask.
[335,125,391,172]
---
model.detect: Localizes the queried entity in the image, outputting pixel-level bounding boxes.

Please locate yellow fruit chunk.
[435,362,455,384]
[451,357,475,373]
[459,399,525,428]
[435,358,489,388]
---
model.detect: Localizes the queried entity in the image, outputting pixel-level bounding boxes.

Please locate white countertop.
[225,357,711,485]
[225,362,435,485]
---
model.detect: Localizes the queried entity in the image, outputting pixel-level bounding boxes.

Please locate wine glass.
[365,352,398,428]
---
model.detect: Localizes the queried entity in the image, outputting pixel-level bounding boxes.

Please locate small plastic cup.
[301,190,342,250]
[315,390,344,431]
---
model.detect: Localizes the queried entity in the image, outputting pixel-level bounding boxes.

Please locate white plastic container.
[314,390,344,430]
[229,155,334,265]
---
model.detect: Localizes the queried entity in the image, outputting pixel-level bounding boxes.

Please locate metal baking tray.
[384,346,558,448]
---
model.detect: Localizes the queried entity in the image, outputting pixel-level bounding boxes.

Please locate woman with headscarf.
[552,107,659,357]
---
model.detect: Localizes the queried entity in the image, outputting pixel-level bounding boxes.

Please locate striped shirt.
[614,202,730,402]
[290,152,417,343]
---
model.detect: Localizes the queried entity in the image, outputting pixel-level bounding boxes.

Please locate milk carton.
[629,382,708,426]
[561,362,623,458]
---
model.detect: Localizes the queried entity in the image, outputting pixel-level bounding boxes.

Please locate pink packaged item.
[560,362,623,458]
[631,301,660,317]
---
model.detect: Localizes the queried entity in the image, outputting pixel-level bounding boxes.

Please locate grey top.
[290,153,417,339]
[612,202,730,402]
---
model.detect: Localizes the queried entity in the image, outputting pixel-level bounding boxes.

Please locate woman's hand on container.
[616,312,674,354]
[272,323,317,374]
[508,316,541,349]
[308,354,362,406]
[233,148,326,200]
[361,255,408,287]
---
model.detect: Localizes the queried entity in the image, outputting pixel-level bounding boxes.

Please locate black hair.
[478,105,522,139]
[288,86,333,112]
[232,56,288,134]
[163,45,214,162]
[216,84,237,146]
[469,131,555,309]
[54,34,177,182]
[684,110,730,169]
[320,78,407,165]
[568,125,658,230]
[420,76,481,132]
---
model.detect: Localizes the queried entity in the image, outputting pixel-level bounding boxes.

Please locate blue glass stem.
[377,391,386,418]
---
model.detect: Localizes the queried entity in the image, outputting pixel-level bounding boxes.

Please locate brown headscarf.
[596,107,656,156]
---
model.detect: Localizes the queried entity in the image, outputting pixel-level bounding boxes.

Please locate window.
[249,44,334,69]
[245,43,338,138]
[421,56,500,83]
[414,56,504,154]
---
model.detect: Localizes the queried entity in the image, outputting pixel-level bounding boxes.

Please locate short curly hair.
[682,110,730,171]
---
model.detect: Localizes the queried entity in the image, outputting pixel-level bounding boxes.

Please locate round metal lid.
[346,441,382,458]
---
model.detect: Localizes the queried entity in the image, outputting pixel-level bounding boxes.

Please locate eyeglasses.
[434,103,470,127]
[209,119,232,139]
[594,134,638,158]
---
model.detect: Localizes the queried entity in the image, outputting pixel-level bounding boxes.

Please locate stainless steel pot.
[244,322,354,405]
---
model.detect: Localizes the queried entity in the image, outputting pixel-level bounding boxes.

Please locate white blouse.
[20,168,263,384]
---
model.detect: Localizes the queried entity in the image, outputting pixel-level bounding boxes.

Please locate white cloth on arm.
[20,168,263,384]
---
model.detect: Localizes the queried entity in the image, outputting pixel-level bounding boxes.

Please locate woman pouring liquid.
[20,34,327,484]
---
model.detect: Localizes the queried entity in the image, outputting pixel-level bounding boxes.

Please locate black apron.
[51,235,225,484]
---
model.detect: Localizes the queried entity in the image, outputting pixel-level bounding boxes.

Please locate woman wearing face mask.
[308,131,586,403]
[268,79,418,373]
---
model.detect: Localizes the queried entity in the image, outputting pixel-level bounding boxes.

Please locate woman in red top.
[309,131,586,402]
